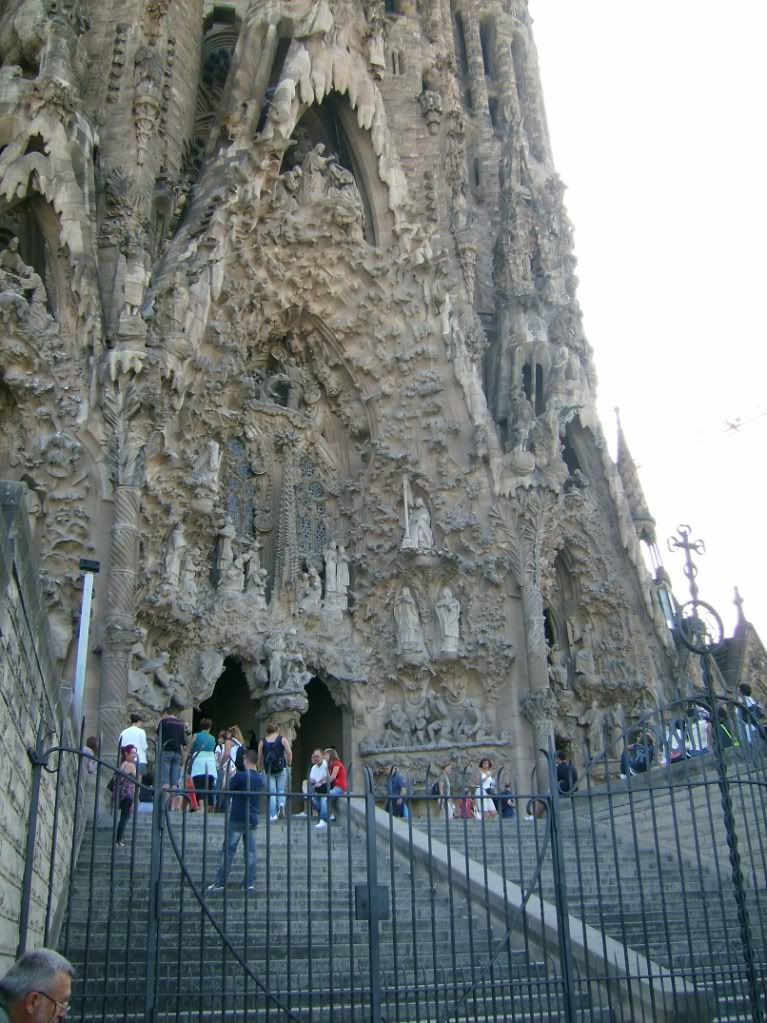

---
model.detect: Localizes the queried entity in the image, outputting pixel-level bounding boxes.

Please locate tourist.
[82,735,99,775]
[206,749,264,894]
[157,706,188,810]
[306,748,329,818]
[257,721,292,821]
[189,718,217,812]
[214,730,228,809]
[226,725,246,781]
[685,708,711,758]
[737,683,765,746]
[114,744,138,847]
[118,712,148,782]
[620,731,655,776]
[437,762,455,820]
[716,705,739,750]
[0,948,74,1022]
[555,751,578,794]
[662,718,687,766]
[385,764,407,818]
[316,748,346,829]
[474,758,497,819]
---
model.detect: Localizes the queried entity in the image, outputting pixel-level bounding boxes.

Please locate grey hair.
[0,949,74,1003]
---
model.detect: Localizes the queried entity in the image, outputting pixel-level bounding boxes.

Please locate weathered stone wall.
[0,482,80,970]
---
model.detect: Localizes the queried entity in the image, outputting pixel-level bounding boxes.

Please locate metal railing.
[17,702,767,1023]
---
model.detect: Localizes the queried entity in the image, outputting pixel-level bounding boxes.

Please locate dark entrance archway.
[292,677,343,794]
[193,657,256,743]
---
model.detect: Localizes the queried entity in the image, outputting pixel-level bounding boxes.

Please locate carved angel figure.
[394,587,427,657]
[435,587,460,654]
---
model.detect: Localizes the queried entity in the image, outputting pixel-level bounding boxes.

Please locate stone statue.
[456,697,483,741]
[300,143,333,202]
[266,632,287,689]
[122,239,150,317]
[401,496,433,551]
[383,701,411,746]
[0,236,31,277]
[299,564,322,612]
[164,523,186,589]
[336,545,350,599]
[579,698,604,756]
[425,690,449,743]
[574,622,597,677]
[548,646,569,690]
[178,548,199,605]
[513,388,534,452]
[285,357,307,410]
[435,587,460,654]
[190,440,221,490]
[324,540,338,595]
[217,516,237,582]
[220,550,249,592]
[394,587,427,658]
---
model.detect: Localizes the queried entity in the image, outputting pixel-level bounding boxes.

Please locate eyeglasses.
[34,991,70,1016]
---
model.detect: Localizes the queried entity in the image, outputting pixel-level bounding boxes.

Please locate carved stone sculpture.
[394,586,427,660]
[299,564,322,613]
[435,587,460,655]
[401,497,433,552]
[163,522,186,590]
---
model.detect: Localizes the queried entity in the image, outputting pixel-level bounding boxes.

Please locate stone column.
[461,16,491,131]
[99,483,142,753]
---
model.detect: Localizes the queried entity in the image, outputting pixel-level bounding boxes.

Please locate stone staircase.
[408,787,767,1023]
[58,805,613,1023]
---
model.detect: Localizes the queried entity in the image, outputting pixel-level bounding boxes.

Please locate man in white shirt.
[308,749,329,818]
[118,713,149,782]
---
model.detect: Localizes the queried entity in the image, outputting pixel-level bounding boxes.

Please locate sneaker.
[329,816,336,822]
[315,820,327,830]
[206,883,224,893]
[244,884,256,892]
[115,842,125,848]
[524,815,535,821]
[269,815,279,822]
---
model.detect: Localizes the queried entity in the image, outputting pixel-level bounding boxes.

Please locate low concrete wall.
[0,481,80,970]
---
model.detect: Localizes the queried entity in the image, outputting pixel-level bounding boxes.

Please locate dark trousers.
[193,774,216,808]
[116,798,133,843]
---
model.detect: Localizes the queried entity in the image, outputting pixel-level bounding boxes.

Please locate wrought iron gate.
[17,711,767,1023]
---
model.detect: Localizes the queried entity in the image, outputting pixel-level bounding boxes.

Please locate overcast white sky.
[530,2,767,643]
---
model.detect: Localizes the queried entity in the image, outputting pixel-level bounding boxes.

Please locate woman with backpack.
[258,721,292,821]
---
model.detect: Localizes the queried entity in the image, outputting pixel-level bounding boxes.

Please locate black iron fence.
[18,698,767,1023]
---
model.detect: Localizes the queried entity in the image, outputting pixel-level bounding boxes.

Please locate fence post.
[545,742,578,1023]
[143,745,164,1023]
[17,721,48,958]
[363,766,383,1023]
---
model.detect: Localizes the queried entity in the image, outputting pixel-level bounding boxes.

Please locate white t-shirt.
[118,724,148,763]
[310,761,329,790]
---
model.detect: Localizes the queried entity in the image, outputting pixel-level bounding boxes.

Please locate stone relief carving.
[394,586,427,662]
[435,587,460,655]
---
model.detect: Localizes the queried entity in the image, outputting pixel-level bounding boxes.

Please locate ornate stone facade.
[0,0,700,780]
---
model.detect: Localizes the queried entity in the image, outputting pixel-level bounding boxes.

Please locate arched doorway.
[292,677,343,793]
[194,657,256,744]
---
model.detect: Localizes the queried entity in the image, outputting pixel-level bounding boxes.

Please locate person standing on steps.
[157,706,188,811]
[555,750,578,794]
[207,750,264,894]
[114,745,138,847]
[118,713,148,784]
[385,764,408,818]
[189,718,217,812]
[257,721,292,821]
[316,748,347,829]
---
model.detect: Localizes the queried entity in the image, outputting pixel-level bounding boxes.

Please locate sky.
[529,2,767,643]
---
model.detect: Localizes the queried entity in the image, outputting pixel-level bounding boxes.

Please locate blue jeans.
[319,786,344,821]
[267,767,289,818]
[214,823,256,887]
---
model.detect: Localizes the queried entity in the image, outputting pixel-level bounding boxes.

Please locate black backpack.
[234,742,246,772]
[431,781,440,796]
[263,737,286,775]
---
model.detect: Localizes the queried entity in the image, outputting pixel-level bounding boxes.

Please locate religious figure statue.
[178,548,199,605]
[285,356,307,410]
[435,587,460,655]
[220,550,249,592]
[324,541,338,595]
[164,522,187,589]
[300,143,333,202]
[299,564,322,613]
[189,440,221,490]
[382,702,411,747]
[548,646,569,690]
[425,690,450,744]
[217,516,237,583]
[122,238,150,317]
[512,388,534,452]
[579,698,604,757]
[285,650,312,691]
[401,490,434,552]
[336,545,350,600]
[574,622,597,677]
[394,586,427,658]
[0,236,31,276]
[456,697,483,741]
[266,632,287,689]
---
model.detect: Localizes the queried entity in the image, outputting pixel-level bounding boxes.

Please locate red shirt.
[330,759,347,792]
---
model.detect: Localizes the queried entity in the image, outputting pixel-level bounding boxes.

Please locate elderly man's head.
[0,949,74,1021]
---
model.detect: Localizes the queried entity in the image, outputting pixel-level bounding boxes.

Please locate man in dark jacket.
[556,751,578,795]
[207,750,264,893]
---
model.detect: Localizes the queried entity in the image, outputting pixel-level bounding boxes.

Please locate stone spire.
[615,408,656,544]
